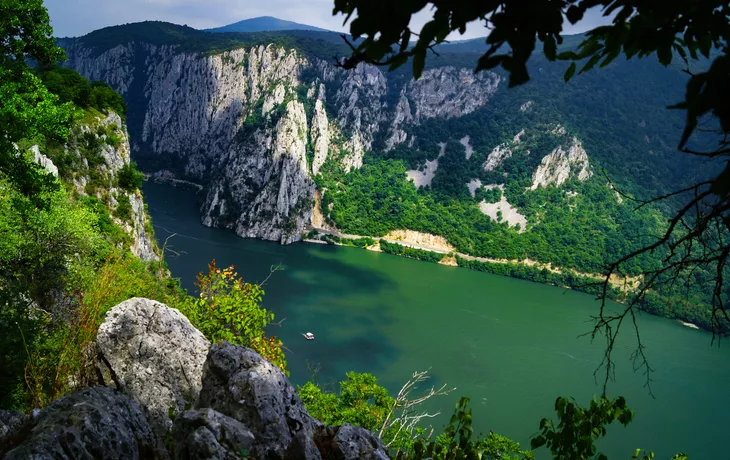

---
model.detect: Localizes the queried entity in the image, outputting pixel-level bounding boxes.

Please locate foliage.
[380,239,445,263]
[114,193,132,221]
[402,397,534,460]
[38,67,127,116]
[0,178,98,408]
[0,0,74,206]
[0,0,63,64]
[300,372,394,434]
[531,396,633,459]
[174,261,287,374]
[117,161,145,191]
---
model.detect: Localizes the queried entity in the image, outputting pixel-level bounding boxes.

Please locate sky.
[46,0,613,39]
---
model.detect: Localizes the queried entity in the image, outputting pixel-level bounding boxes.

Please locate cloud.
[46,0,612,41]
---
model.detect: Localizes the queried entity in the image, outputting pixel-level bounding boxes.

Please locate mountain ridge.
[205,16,331,33]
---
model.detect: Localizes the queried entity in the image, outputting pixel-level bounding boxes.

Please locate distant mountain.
[206,16,330,34]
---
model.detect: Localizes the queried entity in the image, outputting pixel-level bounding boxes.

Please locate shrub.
[174,261,287,374]
[114,193,132,221]
[117,161,145,191]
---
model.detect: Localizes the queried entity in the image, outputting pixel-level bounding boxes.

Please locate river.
[143,182,729,458]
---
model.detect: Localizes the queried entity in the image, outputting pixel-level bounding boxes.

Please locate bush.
[117,161,145,191]
[114,193,132,221]
[173,261,287,374]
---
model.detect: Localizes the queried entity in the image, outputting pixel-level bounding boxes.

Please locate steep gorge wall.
[61,40,503,243]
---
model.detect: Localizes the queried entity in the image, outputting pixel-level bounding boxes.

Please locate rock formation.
[0,298,390,459]
[60,37,504,244]
[531,137,592,189]
[95,297,210,434]
[0,387,167,459]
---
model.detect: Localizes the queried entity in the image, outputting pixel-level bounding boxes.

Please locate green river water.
[143,182,729,458]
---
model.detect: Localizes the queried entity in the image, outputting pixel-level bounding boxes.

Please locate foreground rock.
[0,410,27,439]
[0,387,166,459]
[172,408,255,459]
[3,298,391,459]
[314,424,390,460]
[197,342,324,458]
[95,297,210,434]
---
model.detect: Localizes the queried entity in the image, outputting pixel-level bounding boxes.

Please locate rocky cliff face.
[35,111,157,260]
[0,298,389,459]
[61,40,503,244]
[531,136,592,189]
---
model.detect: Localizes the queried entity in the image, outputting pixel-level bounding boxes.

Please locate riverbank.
[305,226,630,290]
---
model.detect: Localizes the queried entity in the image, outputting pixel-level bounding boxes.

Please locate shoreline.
[304,226,631,290]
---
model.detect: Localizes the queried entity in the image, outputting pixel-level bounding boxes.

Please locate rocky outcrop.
[31,145,59,177]
[314,424,390,460]
[311,99,330,175]
[0,410,27,439]
[1,298,392,459]
[172,408,256,459]
[197,342,323,458]
[201,100,315,244]
[383,92,413,151]
[407,67,500,120]
[531,137,592,189]
[63,111,158,261]
[483,144,514,172]
[96,298,210,434]
[0,387,167,459]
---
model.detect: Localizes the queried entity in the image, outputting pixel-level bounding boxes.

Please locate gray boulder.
[197,342,323,459]
[314,424,390,460]
[172,408,256,460]
[1,386,166,459]
[96,297,210,434]
[0,410,28,440]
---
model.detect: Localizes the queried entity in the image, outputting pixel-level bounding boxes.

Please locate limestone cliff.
[35,111,157,260]
[60,39,504,244]
[531,136,592,189]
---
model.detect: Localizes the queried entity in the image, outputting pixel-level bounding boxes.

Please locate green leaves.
[564,62,577,83]
[176,261,287,374]
[335,0,729,157]
[531,395,636,459]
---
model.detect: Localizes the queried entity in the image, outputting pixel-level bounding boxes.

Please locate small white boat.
[304,332,315,340]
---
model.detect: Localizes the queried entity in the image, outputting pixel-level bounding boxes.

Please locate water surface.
[144,182,729,458]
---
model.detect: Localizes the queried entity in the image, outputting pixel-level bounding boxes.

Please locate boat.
[304,332,314,340]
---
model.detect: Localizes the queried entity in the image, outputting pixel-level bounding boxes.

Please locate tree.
[0,0,75,206]
[333,0,730,389]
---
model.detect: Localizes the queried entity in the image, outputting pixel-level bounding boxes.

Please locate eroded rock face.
[483,144,514,172]
[310,99,330,175]
[200,100,315,244]
[531,137,592,189]
[1,387,166,459]
[172,408,256,460]
[407,67,500,120]
[62,40,505,245]
[314,424,390,460]
[96,297,211,434]
[0,410,27,440]
[197,342,323,459]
